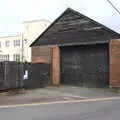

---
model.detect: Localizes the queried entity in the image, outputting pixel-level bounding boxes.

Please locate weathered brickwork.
[109,39,120,88]
[52,46,60,85]
[32,46,51,63]
[32,45,60,85]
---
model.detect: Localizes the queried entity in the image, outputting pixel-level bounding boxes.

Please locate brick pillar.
[109,39,120,88]
[52,46,60,85]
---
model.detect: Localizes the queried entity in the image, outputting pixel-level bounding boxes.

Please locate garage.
[60,44,109,87]
[30,8,120,88]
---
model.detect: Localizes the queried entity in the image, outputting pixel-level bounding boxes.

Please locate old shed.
[30,8,120,88]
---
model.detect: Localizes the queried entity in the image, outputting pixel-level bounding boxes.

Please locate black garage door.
[60,44,109,88]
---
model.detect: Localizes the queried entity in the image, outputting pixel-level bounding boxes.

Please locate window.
[5,41,10,47]
[14,40,20,47]
[13,54,20,61]
[0,54,9,61]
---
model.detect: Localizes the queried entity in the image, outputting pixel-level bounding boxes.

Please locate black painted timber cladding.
[60,44,109,87]
[31,8,120,47]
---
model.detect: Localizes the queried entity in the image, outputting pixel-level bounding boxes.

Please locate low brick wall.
[109,39,120,88]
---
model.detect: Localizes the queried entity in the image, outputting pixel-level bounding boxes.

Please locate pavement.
[0,97,120,120]
[46,85,120,98]
[0,85,120,105]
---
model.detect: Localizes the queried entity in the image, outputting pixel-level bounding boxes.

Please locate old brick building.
[31,8,120,88]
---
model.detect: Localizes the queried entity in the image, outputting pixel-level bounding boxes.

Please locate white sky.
[0,0,120,36]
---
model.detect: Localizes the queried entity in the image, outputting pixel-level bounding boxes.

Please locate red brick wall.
[32,45,60,85]
[52,46,60,85]
[109,39,120,88]
[32,46,51,63]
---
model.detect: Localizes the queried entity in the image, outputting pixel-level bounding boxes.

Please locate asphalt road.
[0,99,120,120]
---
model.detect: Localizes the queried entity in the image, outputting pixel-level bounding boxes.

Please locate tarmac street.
[0,98,120,120]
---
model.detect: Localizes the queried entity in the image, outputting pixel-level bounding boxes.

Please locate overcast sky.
[0,0,120,37]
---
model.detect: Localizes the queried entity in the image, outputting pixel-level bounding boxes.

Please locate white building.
[0,20,50,62]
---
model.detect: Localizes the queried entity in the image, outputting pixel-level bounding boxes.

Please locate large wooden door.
[60,44,109,87]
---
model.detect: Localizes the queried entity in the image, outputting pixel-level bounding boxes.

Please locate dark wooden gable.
[31,8,120,46]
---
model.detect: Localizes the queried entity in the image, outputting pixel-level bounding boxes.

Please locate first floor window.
[14,40,20,47]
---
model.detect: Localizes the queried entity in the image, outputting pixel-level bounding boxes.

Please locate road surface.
[0,98,120,120]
